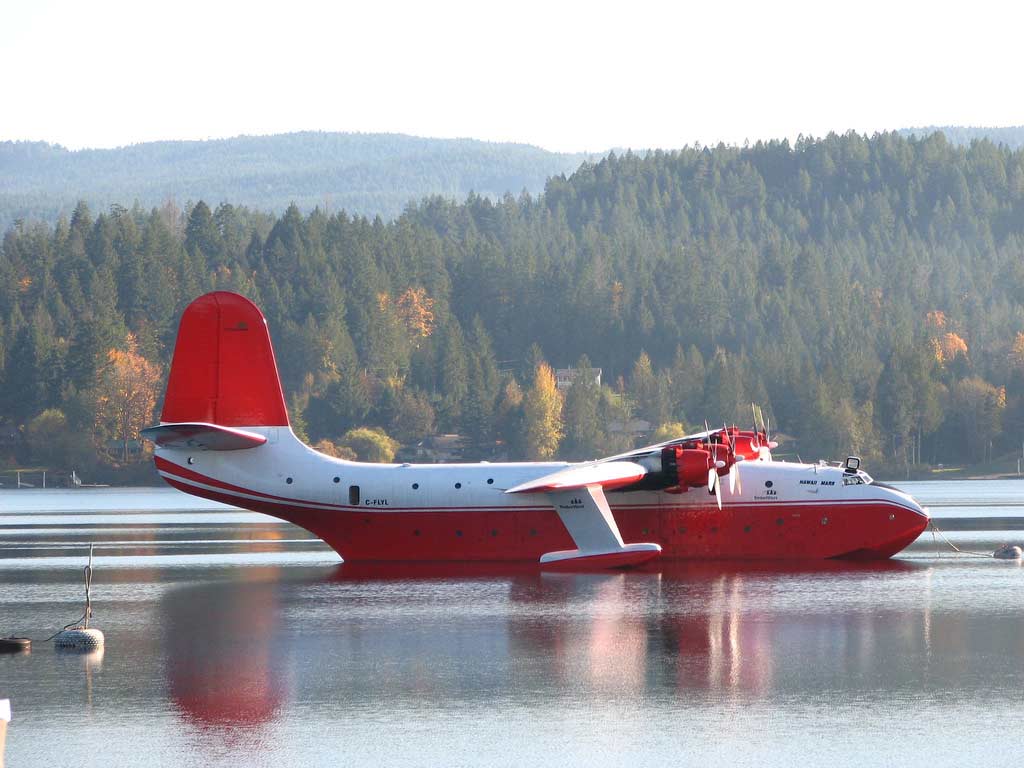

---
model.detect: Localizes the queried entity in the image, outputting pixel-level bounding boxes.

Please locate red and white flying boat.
[144,292,929,569]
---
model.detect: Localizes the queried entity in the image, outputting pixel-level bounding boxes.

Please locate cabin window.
[349,485,360,505]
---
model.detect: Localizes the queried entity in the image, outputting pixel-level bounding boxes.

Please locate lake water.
[2,481,1023,767]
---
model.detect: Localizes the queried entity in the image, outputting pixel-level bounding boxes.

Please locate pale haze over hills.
[898,126,1024,150]
[0,133,598,231]
[3,126,1024,232]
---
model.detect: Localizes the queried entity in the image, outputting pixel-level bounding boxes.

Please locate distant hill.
[900,125,1024,149]
[0,132,598,230]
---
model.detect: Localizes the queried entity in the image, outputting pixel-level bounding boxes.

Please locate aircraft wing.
[505,460,648,494]
[140,422,268,451]
[598,428,719,463]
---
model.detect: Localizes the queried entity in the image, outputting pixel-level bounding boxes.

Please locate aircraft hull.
[160,463,927,562]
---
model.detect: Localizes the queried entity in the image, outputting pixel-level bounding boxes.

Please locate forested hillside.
[0,132,594,233]
[2,130,1024,480]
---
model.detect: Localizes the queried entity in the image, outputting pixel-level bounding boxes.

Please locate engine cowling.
[730,429,762,460]
[663,445,714,489]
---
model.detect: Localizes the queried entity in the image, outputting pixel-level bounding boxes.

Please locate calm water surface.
[1,482,1023,767]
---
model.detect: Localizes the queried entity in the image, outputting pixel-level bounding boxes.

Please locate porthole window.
[487,478,494,485]
[412,483,419,490]
[286,477,293,484]
[333,476,340,484]
[765,480,774,488]
[455,482,462,489]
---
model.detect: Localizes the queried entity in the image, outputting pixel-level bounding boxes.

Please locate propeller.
[751,403,779,452]
[707,466,722,510]
[718,424,742,496]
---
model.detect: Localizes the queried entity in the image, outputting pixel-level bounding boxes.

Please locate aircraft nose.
[876,482,929,519]
[855,484,930,558]
[898,489,929,519]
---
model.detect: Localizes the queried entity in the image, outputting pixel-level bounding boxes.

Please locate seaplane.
[142,292,930,569]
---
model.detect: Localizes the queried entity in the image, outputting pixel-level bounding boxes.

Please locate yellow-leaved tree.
[524,362,563,461]
[93,333,162,464]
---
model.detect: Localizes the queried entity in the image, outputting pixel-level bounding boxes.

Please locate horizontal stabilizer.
[140,422,267,451]
[506,461,647,494]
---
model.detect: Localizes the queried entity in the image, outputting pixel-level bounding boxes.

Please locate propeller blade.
[714,475,722,510]
[735,464,743,495]
[707,467,716,492]
[728,463,736,494]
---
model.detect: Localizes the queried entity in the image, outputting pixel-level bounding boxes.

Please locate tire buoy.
[54,628,104,651]
[993,544,1023,560]
[0,637,30,654]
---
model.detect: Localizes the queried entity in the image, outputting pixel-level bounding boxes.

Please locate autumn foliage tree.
[93,334,162,464]
[340,426,400,463]
[523,362,563,461]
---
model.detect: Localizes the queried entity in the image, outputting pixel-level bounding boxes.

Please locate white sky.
[2,0,1022,153]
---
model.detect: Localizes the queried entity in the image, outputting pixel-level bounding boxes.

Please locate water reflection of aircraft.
[144,292,929,569]
[329,560,924,698]
[162,569,288,727]
[161,560,933,733]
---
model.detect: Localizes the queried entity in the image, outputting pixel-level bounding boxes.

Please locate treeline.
[3,130,1024,478]
[0,132,595,234]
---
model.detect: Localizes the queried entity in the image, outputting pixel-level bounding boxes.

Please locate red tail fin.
[161,292,289,427]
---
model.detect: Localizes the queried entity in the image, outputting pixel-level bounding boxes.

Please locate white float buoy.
[54,627,104,650]
[993,543,1023,560]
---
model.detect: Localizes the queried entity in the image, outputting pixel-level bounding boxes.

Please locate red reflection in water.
[161,558,928,734]
[163,568,286,728]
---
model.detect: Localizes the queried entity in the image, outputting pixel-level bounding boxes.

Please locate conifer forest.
[3,130,1024,480]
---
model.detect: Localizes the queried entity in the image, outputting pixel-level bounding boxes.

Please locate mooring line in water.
[41,545,105,650]
[928,520,993,558]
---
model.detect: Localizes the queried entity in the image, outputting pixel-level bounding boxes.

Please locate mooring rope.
[928,520,993,558]
[43,545,95,642]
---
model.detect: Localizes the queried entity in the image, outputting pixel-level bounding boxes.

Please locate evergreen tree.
[563,354,604,459]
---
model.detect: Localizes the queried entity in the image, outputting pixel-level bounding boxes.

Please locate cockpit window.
[842,471,872,486]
